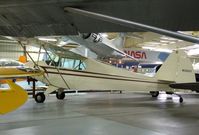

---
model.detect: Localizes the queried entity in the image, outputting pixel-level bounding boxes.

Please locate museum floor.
[1,92,199,135]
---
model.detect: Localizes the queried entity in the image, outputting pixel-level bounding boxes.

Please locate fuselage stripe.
[46,71,169,85]
[40,65,142,80]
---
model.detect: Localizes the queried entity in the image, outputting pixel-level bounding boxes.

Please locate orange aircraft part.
[19,55,27,63]
[0,80,28,115]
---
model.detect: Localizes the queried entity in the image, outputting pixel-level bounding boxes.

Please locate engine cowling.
[81,33,102,43]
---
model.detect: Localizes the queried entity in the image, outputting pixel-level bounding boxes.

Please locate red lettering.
[142,52,147,59]
[135,51,141,58]
[123,50,147,59]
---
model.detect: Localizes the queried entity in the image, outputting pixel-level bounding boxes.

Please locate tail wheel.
[35,92,46,103]
[56,92,65,100]
[150,91,159,97]
[179,97,183,103]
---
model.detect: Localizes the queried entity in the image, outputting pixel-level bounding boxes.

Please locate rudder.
[156,50,196,83]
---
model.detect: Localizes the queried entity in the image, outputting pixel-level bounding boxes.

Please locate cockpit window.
[45,53,86,70]
[61,58,86,70]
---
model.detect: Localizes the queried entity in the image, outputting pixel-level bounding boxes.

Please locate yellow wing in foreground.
[0,80,28,115]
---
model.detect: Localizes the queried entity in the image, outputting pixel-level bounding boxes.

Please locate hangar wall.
[0,38,43,61]
[0,39,23,60]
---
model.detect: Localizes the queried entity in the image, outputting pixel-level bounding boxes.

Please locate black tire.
[150,91,159,97]
[179,97,183,103]
[56,92,65,100]
[35,92,46,103]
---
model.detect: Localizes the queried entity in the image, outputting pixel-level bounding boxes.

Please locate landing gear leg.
[179,96,183,103]
[166,92,183,103]
[150,91,159,97]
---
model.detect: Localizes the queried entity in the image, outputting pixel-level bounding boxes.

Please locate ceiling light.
[147,42,161,45]
[180,44,199,50]
[160,40,168,43]
[160,36,176,41]
[3,36,16,40]
[146,44,156,47]
[177,39,183,42]
[161,43,168,46]
[187,48,199,56]
[142,46,172,53]
[169,41,176,44]
[160,36,169,40]
[59,41,67,46]
[100,33,108,38]
[38,37,57,42]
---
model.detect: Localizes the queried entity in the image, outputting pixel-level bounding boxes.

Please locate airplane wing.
[169,82,199,92]
[65,7,199,44]
[0,67,43,79]
[0,1,198,38]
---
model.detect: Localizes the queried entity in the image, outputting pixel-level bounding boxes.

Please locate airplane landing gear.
[150,91,184,103]
[165,92,184,103]
[35,92,46,103]
[150,91,159,97]
[174,93,183,103]
[179,97,183,103]
[56,92,65,100]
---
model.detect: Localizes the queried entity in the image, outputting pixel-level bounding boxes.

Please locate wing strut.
[65,7,199,44]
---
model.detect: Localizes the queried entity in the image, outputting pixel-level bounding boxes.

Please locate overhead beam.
[65,7,199,44]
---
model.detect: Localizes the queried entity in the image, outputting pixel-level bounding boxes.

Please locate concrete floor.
[1,92,199,135]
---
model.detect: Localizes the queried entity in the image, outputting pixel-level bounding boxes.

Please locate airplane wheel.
[56,92,65,100]
[35,92,45,103]
[179,97,183,103]
[150,91,159,97]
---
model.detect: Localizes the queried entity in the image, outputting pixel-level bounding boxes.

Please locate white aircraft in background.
[61,33,137,60]
[21,39,196,103]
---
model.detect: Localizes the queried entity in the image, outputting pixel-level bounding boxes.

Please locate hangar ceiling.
[0,0,198,37]
[106,31,199,57]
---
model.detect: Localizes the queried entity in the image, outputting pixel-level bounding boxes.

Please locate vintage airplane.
[0,1,198,106]
[0,59,44,114]
[20,39,196,103]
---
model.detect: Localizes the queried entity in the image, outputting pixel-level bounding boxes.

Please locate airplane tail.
[155,50,196,83]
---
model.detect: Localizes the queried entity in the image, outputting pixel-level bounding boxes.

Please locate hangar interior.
[0,1,199,135]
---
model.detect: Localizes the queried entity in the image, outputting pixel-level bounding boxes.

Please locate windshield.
[45,52,86,70]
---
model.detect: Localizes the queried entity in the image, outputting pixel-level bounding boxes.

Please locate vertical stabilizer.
[156,50,196,83]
